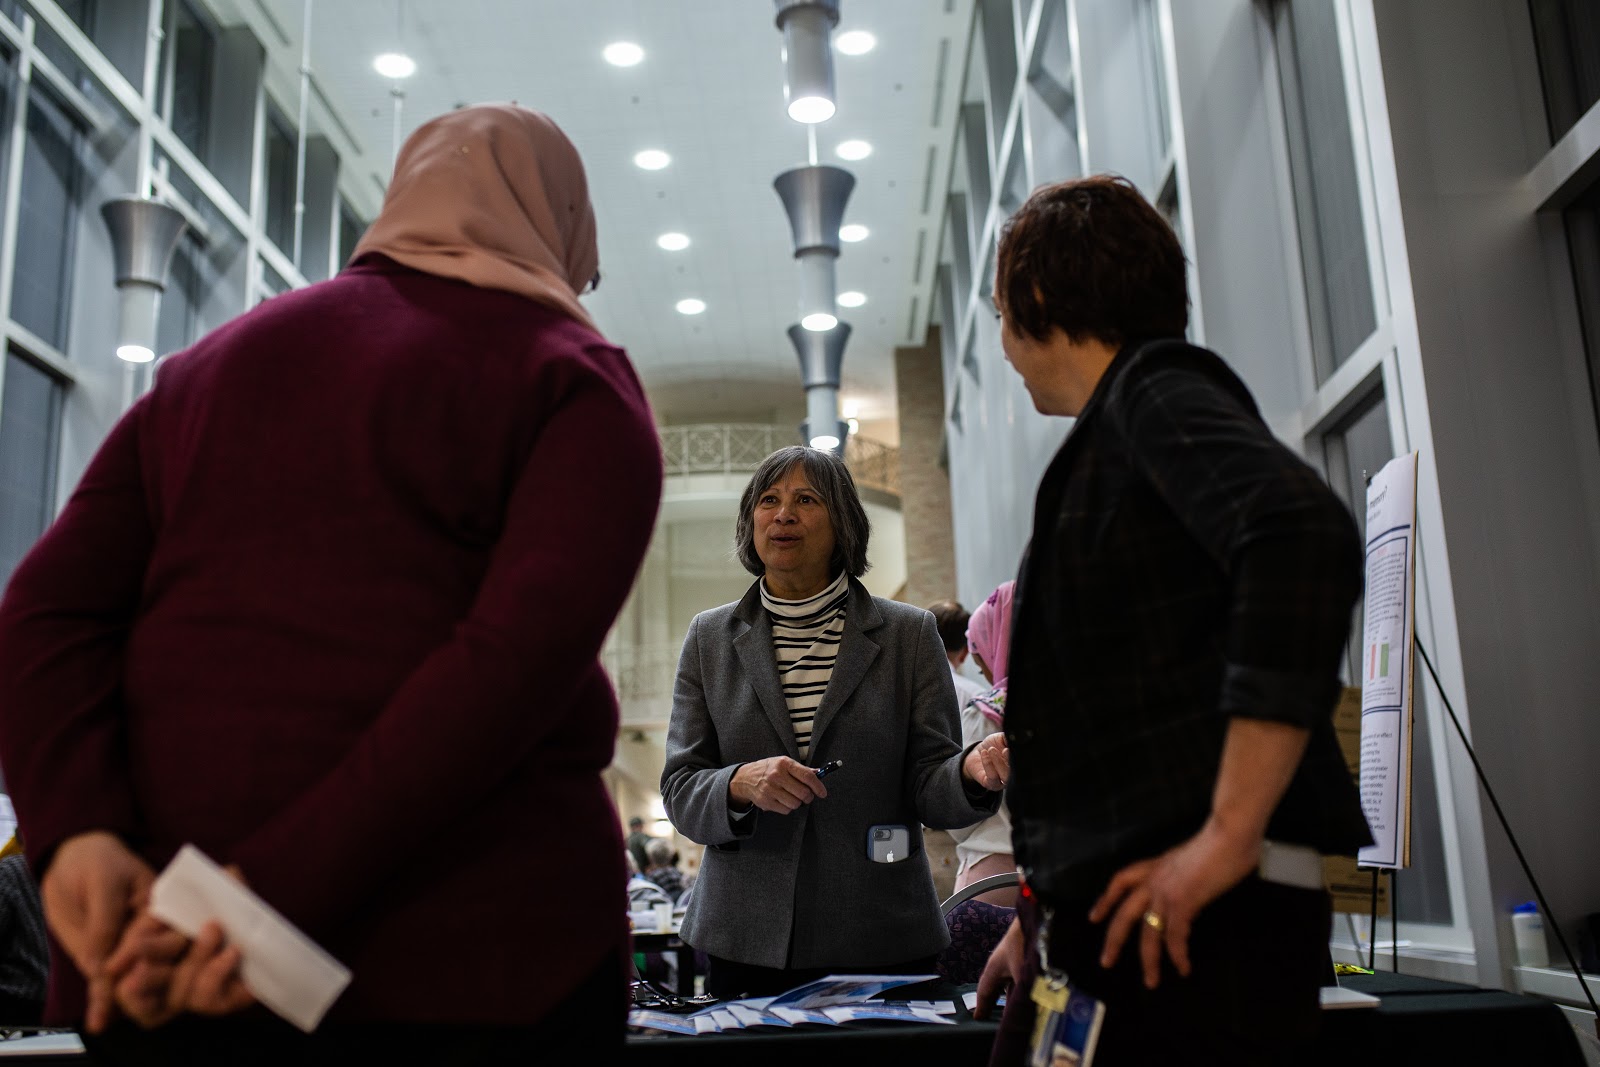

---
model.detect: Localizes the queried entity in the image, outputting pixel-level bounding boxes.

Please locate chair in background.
[937,872,1020,985]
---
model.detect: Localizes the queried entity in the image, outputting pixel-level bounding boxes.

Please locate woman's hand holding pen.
[729,756,828,814]
[962,731,1010,791]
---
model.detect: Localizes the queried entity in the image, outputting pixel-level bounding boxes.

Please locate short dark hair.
[926,600,970,653]
[628,816,644,829]
[735,446,871,579]
[995,174,1188,346]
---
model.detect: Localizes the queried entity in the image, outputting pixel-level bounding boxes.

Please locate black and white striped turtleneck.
[760,571,849,760]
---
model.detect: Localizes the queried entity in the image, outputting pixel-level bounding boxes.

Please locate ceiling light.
[839,223,869,243]
[372,52,416,79]
[656,232,690,251]
[633,149,671,171]
[841,399,860,419]
[801,312,838,332]
[835,139,872,161]
[603,41,644,67]
[847,418,859,435]
[777,0,840,125]
[676,298,706,315]
[836,30,876,56]
[116,344,154,363]
[810,434,841,450]
[787,96,836,124]
[837,290,867,308]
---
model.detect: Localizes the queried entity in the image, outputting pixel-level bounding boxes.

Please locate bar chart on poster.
[1358,452,1419,869]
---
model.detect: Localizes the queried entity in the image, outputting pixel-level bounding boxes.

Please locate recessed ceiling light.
[836,30,876,56]
[676,298,706,315]
[810,434,841,449]
[835,140,872,161]
[788,96,836,124]
[838,290,867,308]
[372,52,416,79]
[656,232,690,251]
[633,149,671,171]
[603,41,644,67]
[801,312,838,332]
[839,224,869,243]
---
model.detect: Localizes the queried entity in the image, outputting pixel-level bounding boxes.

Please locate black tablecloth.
[625,974,1588,1067]
[0,972,1582,1064]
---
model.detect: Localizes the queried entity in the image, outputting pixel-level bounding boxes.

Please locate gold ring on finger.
[1142,910,1166,932]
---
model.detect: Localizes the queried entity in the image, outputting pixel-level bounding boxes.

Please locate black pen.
[815,759,845,778]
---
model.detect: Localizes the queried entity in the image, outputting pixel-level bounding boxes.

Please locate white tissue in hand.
[148,845,352,1032]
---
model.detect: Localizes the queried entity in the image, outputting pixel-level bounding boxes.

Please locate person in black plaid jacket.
[975,176,1371,1067]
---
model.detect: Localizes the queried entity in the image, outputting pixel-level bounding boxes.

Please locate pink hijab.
[352,103,601,331]
[966,581,1015,724]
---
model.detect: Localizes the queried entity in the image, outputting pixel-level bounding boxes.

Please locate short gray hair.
[645,838,674,867]
[735,446,871,579]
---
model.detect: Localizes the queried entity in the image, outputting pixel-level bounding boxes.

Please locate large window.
[263,108,296,254]
[11,88,85,353]
[337,200,366,271]
[162,0,215,163]
[1528,0,1600,144]
[0,352,63,588]
[1275,0,1376,382]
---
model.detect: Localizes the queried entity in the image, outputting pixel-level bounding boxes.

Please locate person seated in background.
[0,835,46,1026]
[947,582,1018,908]
[625,816,655,876]
[641,838,686,904]
[627,852,673,912]
[928,599,986,713]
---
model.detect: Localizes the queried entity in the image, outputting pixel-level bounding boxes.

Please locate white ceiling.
[229,0,974,429]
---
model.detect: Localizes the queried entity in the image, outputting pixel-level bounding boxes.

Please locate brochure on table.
[629,974,955,1035]
[1357,452,1419,870]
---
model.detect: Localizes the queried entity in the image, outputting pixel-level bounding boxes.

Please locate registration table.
[0,972,1582,1063]
[624,973,1588,1066]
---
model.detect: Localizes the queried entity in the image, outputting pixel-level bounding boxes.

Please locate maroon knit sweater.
[0,257,662,1024]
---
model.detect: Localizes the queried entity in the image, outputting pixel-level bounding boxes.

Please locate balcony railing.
[658,423,899,498]
[602,642,683,704]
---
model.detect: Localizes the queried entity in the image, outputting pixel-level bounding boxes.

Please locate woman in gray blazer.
[662,446,1009,999]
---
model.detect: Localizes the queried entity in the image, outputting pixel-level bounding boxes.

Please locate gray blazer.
[662,578,998,970]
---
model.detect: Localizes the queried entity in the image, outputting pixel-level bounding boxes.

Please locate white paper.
[0,1033,86,1056]
[823,1004,954,1024]
[771,1006,837,1025]
[148,845,352,1032]
[1358,453,1420,869]
[903,999,958,1015]
[1320,985,1381,1010]
[627,1010,699,1035]
[767,973,939,1009]
[962,990,1006,1012]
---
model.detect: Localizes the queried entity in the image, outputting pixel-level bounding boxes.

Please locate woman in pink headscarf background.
[948,581,1017,905]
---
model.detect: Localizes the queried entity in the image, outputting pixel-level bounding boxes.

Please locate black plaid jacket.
[1006,339,1372,907]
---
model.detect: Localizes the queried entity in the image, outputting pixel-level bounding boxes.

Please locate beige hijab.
[351,103,600,330]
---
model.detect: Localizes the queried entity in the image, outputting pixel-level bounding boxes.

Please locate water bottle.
[1512,901,1550,968]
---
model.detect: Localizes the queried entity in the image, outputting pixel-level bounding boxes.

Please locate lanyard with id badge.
[1029,903,1106,1067]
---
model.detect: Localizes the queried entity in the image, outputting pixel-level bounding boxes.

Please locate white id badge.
[1029,976,1106,1067]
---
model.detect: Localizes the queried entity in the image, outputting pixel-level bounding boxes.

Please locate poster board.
[1357,453,1419,870]
[1323,686,1388,915]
